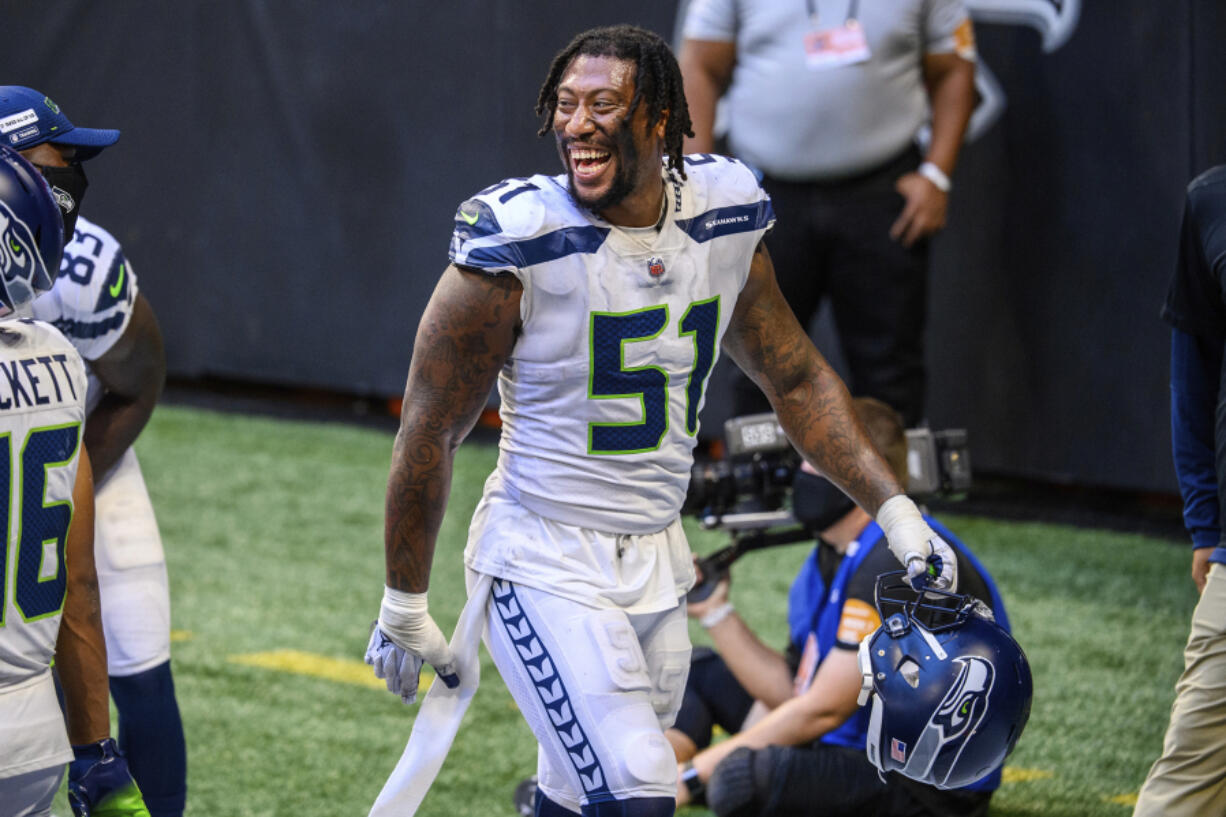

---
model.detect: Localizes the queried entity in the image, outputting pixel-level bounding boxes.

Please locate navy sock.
[582,797,675,817]
[537,791,674,817]
[109,661,187,817]
[537,792,581,816]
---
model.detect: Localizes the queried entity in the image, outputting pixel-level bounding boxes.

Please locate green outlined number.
[0,423,81,627]
[679,298,720,435]
[588,298,720,454]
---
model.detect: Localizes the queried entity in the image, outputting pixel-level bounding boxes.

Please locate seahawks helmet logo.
[0,200,53,316]
[933,656,995,737]
[901,655,996,787]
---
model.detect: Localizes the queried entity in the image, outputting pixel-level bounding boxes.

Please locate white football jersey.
[0,320,89,684]
[30,215,137,413]
[451,155,774,534]
[0,319,88,779]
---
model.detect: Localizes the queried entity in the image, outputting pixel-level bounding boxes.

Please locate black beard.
[561,119,640,216]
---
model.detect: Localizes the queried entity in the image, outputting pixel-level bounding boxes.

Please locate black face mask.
[792,468,857,533]
[36,163,88,243]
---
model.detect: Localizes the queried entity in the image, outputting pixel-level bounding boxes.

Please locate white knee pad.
[536,719,675,812]
[598,708,679,789]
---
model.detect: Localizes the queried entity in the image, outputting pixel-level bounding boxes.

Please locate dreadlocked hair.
[535,24,695,180]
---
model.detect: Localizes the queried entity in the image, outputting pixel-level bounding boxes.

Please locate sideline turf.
[56,404,1194,816]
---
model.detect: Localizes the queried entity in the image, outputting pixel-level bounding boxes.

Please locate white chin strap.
[858,635,886,773]
[865,695,885,773]
[856,636,875,706]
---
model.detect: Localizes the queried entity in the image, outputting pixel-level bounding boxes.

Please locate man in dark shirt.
[1134,166,1226,817]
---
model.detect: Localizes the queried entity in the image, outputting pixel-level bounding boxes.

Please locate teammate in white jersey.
[0,86,182,817]
[0,145,150,817]
[365,26,957,817]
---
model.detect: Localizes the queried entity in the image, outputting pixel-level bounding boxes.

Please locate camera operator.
[670,397,1011,817]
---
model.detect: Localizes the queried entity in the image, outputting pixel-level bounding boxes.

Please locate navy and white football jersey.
[451,155,774,534]
[0,320,87,778]
[30,215,137,413]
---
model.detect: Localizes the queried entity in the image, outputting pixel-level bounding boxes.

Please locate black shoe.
[513,775,538,816]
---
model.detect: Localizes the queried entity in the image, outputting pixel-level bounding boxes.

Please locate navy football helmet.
[857,571,1032,789]
[0,145,62,316]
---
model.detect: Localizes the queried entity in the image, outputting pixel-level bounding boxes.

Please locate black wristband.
[681,761,706,803]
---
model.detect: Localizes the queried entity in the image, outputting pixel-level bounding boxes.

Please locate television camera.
[684,412,971,601]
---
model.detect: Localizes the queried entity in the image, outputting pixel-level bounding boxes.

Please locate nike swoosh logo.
[109,263,125,298]
[460,209,479,226]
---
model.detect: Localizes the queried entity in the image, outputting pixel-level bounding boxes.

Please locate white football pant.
[0,764,61,817]
[93,448,170,676]
[483,577,690,812]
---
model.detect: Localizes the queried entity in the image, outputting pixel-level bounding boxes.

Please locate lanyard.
[805,0,860,27]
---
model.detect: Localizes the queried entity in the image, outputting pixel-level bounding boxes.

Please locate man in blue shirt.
[1134,166,1226,817]
[669,397,1008,817]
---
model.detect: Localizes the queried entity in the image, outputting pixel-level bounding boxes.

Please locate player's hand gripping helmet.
[857,571,1032,789]
[0,145,63,317]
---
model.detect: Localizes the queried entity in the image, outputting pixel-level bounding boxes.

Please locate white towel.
[368,572,493,816]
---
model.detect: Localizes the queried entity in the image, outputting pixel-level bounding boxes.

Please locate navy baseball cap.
[0,86,119,161]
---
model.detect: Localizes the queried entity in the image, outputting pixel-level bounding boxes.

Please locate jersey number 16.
[0,424,81,627]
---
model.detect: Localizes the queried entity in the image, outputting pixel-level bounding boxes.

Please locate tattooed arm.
[385,265,522,592]
[366,265,522,702]
[722,243,957,589]
[722,242,901,513]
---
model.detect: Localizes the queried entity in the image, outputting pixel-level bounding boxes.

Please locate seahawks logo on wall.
[0,199,53,315]
[963,0,1082,140]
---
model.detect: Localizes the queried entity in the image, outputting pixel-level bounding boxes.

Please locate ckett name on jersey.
[0,352,80,411]
[451,155,775,533]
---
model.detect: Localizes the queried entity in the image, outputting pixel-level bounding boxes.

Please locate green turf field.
[66,403,1195,816]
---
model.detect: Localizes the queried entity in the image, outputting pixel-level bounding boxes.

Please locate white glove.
[876,495,958,592]
[365,586,460,704]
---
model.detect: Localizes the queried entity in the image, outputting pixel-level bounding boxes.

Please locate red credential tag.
[804,21,871,70]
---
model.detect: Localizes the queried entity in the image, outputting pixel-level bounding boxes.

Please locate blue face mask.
[35,162,88,243]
